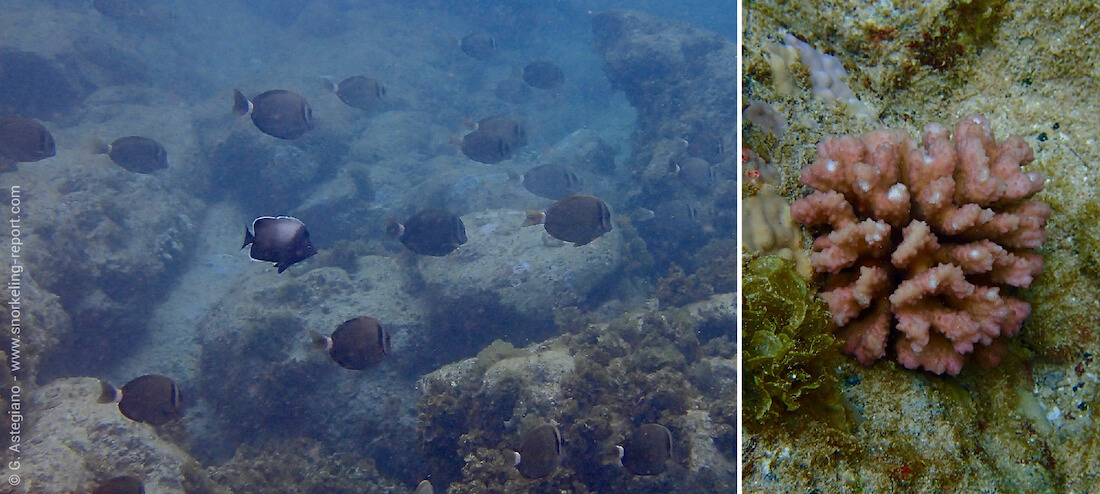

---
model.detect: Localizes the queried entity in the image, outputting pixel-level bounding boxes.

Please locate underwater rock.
[2,273,72,384]
[20,378,206,492]
[591,9,736,244]
[208,130,323,211]
[417,209,626,351]
[192,258,427,468]
[529,128,619,179]
[16,162,199,379]
[416,294,737,491]
[0,48,94,120]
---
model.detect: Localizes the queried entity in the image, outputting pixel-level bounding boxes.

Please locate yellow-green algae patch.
[742,256,845,427]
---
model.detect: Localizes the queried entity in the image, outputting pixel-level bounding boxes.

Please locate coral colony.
[791,115,1051,375]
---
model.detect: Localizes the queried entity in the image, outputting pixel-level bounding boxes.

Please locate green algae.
[472,339,528,376]
[1075,199,1100,282]
[742,256,845,427]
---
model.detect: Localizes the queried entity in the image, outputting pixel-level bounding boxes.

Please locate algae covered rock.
[18,378,206,493]
[416,295,736,492]
[191,258,427,467]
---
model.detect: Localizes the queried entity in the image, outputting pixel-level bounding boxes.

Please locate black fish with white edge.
[522,163,581,200]
[522,60,564,90]
[94,136,168,174]
[328,76,385,112]
[461,115,526,164]
[233,89,314,140]
[242,216,316,273]
[98,375,182,426]
[511,423,563,479]
[669,156,716,192]
[387,208,467,256]
[92,475,145,494]
[616,423,673,475]
[311,316,391,370]
[460,32,497,60]
[0,116,55,164]
[523,194,612,246]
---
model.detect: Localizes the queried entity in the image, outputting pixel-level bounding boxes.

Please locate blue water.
[1,0,737,492]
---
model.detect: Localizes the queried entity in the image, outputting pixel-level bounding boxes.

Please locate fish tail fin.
[232,89,253,116]
[628,207,655,223]
[91,137,110,155]
[385,219,404,238]
[97,379,120,404]
[507,170,522,184]
[522,210,545,227]
[310,330,332,352]
[511,450,522,467]
[414,480,434,494]
[321,76,338,93]
[614,445,625,468]
[241,228,255,249]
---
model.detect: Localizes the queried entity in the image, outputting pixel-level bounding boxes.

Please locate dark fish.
[92,476,145,494]
[461,115,526,164]
[652,200,699,227]
[522,164,580,200]
[522,60,564,90]
[523,194,612,246]
[242,216,316,273]
[0,116,55,163]
[311,316,390,370]
[330,76,385,112]
[413,480,433,494]
[461,129,513,164]
[98,375,181,426]
[387,209,467,256]
[511,424,563,479]
[685,130,724,161]
[460,32,497,60]
[233,89,313,140]
[475,115,527,142]
[616,423,673,476]
[669,157,715,192]
[94,136,167,174]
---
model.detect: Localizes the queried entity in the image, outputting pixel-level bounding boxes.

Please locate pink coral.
[790,115,1050,375]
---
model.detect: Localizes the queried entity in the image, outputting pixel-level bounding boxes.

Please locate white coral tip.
[888,184,907,201]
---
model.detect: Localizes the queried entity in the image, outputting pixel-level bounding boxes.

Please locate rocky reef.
[417,294,736,492]
[591,9,738,270]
